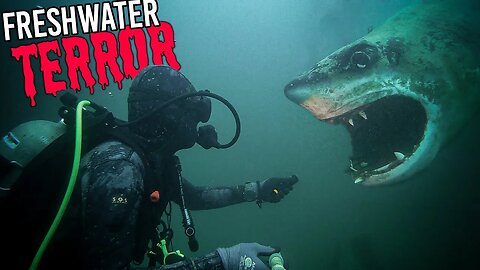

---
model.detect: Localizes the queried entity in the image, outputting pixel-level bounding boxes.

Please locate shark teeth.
[346,112,366,127]
[374,163,391,172]
[371,155,406,173]
[349,160,358,172]
[354,177,364,184]
[359,111,367,119]
[348,118,354,126]
[394,151,406,160]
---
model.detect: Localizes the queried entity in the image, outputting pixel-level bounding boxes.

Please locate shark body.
[285,1,480,186]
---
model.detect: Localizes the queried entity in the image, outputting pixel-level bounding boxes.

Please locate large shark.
[285,0,480,186]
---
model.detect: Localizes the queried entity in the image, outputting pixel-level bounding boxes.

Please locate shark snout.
[284,78,311,104]
[284,78,341,120]
[284,70,330,103]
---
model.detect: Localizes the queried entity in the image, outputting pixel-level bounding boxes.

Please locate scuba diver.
[0,65,297,270]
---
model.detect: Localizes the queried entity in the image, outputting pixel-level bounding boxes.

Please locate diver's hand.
[217,243,276,270]
[258,175,299,203]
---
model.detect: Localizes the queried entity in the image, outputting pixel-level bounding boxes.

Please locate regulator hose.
[29,100,91,270]
[119,90,241,149]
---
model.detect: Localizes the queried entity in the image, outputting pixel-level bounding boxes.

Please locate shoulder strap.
[102,127,157,194]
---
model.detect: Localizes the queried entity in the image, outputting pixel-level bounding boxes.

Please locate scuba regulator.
[122,89,241,150]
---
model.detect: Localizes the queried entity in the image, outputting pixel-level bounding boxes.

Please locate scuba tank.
[0,120,67,198]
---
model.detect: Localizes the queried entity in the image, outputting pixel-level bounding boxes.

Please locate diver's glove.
[243,175,299,205]
[217,243,276,270]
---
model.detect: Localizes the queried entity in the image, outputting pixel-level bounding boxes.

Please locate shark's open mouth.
[328,95,427,181]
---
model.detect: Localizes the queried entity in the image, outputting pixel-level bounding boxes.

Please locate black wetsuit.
[77,140,246,270]
[1,140,247,270]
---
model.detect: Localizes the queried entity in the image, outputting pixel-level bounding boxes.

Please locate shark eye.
[351,51,371,69]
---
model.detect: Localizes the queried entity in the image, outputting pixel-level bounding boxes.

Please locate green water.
[1,0,479,269]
